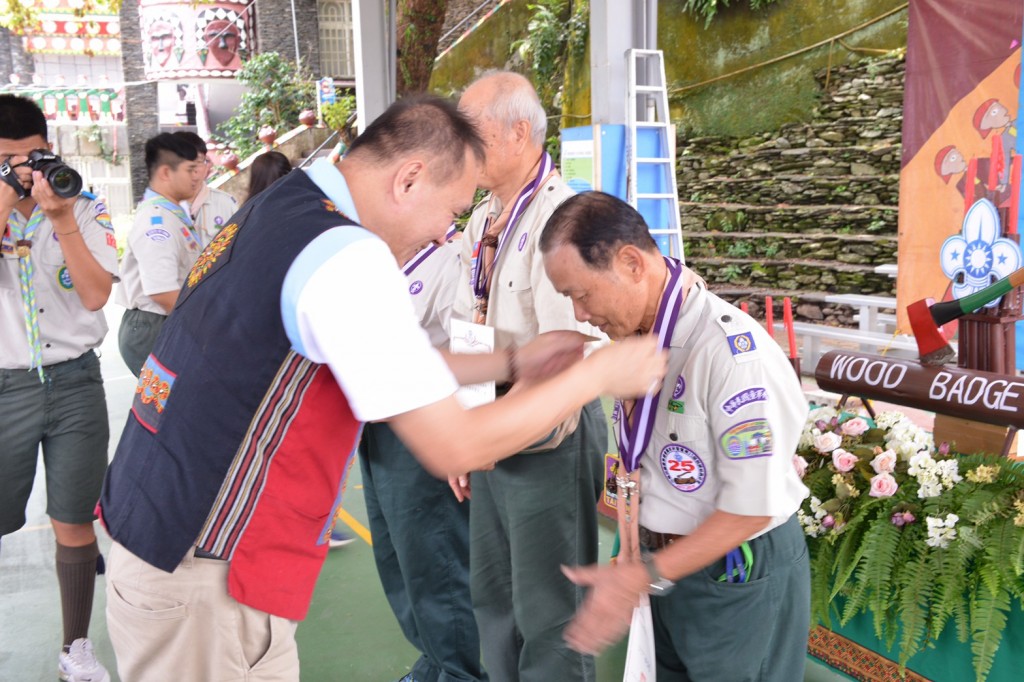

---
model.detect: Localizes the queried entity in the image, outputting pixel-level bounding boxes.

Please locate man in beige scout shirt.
[116,132,201,375]
[453,71,608,682]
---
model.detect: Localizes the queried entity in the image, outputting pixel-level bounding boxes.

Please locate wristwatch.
[640,551,675,595]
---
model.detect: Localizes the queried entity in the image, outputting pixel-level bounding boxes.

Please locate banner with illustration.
[139,0,252,80]
[897,0,1024,328]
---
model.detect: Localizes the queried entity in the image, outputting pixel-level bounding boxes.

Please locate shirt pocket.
[653,414,712,493]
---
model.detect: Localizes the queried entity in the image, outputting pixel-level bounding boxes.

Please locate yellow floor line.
[335,507,372,546]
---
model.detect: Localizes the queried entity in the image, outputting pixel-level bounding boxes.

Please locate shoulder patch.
[146,228,171,242]
[720,387,768,415]
[719,419,773,459]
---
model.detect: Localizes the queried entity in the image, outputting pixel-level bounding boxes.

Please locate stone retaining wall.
[679,55,905,326]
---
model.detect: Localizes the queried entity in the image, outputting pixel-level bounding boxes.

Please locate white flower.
[908,452,936,476]
[798,509,823,537]
[874,411,905,429]
[925,513,959,548]
[809,496,828,520]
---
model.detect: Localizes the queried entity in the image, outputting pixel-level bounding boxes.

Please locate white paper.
[449,319,496,409]
[623,594,656,682]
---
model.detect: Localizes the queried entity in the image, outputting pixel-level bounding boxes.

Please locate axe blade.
[908,298,957,366]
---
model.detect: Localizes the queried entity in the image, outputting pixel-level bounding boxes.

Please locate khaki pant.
[105,542,299,681]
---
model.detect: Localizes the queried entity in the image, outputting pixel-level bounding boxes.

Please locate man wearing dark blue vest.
[97,96,668,681]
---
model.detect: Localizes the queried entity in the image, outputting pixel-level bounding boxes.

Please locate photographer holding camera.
[0,94,118,681]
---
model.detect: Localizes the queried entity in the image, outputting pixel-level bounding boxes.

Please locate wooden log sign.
[815,351,1024,430]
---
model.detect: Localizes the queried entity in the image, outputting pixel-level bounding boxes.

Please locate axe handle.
[930,266,1024,327]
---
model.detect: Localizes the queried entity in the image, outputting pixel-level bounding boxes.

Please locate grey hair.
[474,70,548,147]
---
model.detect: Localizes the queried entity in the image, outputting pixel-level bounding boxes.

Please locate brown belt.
[639,526,684,550]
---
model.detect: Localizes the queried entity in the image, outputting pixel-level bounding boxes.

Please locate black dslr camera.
[0,150,83,200]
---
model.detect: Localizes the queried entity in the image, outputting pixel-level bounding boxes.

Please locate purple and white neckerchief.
[402,225,457,276]
[471,151,554,299]
[615,257,686,473]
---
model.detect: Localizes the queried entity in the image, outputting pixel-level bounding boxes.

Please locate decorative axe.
[908,266,1024,366]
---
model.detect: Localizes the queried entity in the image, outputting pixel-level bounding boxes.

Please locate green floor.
[0,305,849,681]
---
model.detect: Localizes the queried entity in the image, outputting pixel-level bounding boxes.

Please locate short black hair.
[0,94,48,141]
[144,132,198,178]
[540,191,659,268]
[172,130,207,155]
[346,94,485,184]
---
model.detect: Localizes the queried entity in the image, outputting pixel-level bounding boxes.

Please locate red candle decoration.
[765,296,774,336]
[784,297,798,359]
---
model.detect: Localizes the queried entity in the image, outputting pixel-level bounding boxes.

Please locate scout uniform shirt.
[0,196,119,369]
[407,237,461,349]
[117,190,202,314]
[635,283,810,538]
[454,174,604,350]
[190,186,238,246]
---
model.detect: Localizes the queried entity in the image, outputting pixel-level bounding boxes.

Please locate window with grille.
[318,1,354,79]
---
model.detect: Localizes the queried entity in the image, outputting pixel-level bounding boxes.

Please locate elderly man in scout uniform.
[452,71,610,681]
[117,132,202,375]
[541,191,811,681]
[0,93,118,682]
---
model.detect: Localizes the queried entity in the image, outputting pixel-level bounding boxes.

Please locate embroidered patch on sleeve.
[146,227,171,242]
[131,355,176,434]
[726,332,758,362]
[719,419,773,459]
[93,201,114,231]
[720,387,768,416]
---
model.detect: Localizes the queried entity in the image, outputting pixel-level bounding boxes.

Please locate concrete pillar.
[590,0,658,125]
[352,0,395,133]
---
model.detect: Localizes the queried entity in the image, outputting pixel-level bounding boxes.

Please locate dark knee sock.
[55,540,100,647]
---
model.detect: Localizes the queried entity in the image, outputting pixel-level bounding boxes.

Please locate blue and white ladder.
[625,48,685,261]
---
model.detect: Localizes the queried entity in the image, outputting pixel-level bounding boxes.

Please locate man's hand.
[515,330,585,380]
[585,335,668,398]
[561,560,650,655]
[448,473,471,502]
[0,167,21,218]
[32,171,76,225]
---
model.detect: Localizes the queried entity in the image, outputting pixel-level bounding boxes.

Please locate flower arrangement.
[796,405,1024,680]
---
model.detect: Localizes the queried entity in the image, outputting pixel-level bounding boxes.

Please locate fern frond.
[895,555,933,666]
[969,587,1011,680]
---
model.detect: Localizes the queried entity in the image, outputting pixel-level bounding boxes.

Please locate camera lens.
[47,165,83,198]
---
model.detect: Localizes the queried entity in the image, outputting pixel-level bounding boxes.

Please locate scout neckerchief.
[471,152,554,323]
[7,205,46,380]
[141,188,200,251]
[614,257,687,565]
[403,225,457,277]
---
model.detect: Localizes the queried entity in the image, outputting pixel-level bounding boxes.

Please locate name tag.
[450,319,495,408]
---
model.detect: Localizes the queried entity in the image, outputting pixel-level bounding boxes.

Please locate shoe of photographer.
[58,638,110,682]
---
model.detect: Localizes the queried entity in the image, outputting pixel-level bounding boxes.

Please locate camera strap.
[0,157,29,201]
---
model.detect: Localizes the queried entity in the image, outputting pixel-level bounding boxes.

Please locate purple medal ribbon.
[615,257,686,473]
[472,151,553,299]
[403,225,457,276]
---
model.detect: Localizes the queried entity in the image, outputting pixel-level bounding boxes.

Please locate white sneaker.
[58,638,111,682]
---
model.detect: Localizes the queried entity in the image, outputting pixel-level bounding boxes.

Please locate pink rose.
[870,449,897,474]
[831,448,858,473]
[814,431,843,454]
[793,455,808,479]
[821,514,835,529]
[840,417,869,436]
[869,472,899,498]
